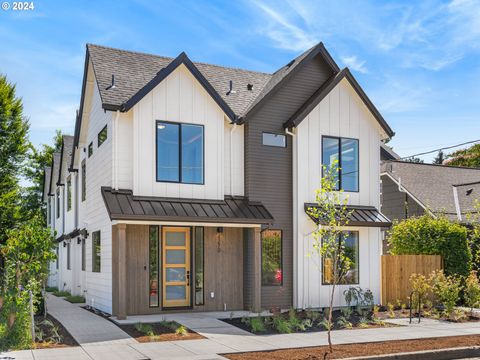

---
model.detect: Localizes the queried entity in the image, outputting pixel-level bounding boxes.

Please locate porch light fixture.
[77,237,82,245]
[63,241,67,247]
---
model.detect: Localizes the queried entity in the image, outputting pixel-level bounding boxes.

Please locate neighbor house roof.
[381,161,480,220]
[57,135,74,185]
[101,187,274,225]
[304,204,391,227]
[49,152,61,195]
[454,181,480,222]
[380,143,400,161]
[42,166,51,202]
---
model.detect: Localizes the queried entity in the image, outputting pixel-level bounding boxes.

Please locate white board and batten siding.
[294,78,383,308]
[78,79,114,313]
[123,64,243,199]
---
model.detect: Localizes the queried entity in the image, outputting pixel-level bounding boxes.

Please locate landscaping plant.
[409,273,431,311]
[306,161,354,355]
[429,270,462,316]
[464,271,480,315]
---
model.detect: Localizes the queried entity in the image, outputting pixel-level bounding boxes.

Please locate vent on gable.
[247,83,253,91]
[226,80,236,95]
[105,74,116,90]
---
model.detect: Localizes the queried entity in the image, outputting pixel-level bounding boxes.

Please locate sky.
[1,0,480,162]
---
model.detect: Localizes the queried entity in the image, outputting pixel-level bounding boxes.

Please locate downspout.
[453,186,462,221]
[112,110,120,191]
[230,123,237,195]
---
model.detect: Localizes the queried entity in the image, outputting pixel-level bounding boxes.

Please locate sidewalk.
[4,299,480,360]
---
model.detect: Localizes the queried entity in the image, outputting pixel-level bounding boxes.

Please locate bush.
[45,287,58,293]
[464,271,480,312]
[64,295,85,304]
[52,291,71,297]
[429,270,462,314]
[388,215,471,276]
[409,273,431,309]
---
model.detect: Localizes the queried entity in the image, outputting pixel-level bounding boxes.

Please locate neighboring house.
[43,42,393,318]
[381,161,480,223]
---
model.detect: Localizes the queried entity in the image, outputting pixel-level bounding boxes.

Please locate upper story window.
[322,136,359,192]
[66,175,72,211]
[88,142,93,157]
[98,125,107,147]
[156,121,204,184]
[81,160,86,202]
[262,132,286,148]
[56,188,60,219]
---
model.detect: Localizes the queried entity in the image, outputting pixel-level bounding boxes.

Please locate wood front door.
[162,227,191,308]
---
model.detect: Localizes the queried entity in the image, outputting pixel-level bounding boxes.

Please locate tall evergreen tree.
[0,74,29,247]
[433,150,445,164]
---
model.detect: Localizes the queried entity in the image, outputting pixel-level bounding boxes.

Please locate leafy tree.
[445,143,480,168]
[433,150,445,165]
[0,74,29,252]
[306,160,353,356]
[22,130,62,220]
[405,156,424,163]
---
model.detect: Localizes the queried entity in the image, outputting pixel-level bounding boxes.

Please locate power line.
[400,139,480,160]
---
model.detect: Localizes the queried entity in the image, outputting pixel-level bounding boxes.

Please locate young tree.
[306,161,353,357]
[22,130,62,220]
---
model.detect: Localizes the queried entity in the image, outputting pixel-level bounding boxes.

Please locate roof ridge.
[87,43,272,76]
[385,160,480,171]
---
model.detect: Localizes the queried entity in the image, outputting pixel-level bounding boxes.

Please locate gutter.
[452,186,462,221]
[112,110,120,190]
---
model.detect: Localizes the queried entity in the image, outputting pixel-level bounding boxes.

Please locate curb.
[344,346,480,360]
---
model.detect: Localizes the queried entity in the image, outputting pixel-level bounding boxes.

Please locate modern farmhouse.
[43,42,393,319]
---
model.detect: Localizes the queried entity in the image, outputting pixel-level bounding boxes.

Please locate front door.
[162,227,191,308]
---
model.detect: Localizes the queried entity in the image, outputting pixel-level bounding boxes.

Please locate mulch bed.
[223,310,396,335]
[224,335,480,360]
[82,306,203,342]
[33,314,78,349]
[117,322,204,342]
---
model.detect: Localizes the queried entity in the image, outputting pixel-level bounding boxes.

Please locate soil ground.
[33,314,78,349]
[224,335,480,360]
[116,322,204,342]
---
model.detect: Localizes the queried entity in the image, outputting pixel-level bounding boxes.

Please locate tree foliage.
[433,150,445,165]
[0,74,30,246]
[445,143,480,168]
[388,214,471,276]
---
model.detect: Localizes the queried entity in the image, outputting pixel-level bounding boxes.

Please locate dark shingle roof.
[57,135,74,185]
[382,161,480,216]
[49,152,61,195]
[87,44,272,116]
[454,181,480,220]
[43,166,51,202]
[101,187,274,224]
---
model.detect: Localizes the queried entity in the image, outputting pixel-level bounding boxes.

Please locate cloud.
[340,55,368,73]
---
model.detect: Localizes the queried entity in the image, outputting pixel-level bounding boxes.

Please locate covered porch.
[102,188,274,319]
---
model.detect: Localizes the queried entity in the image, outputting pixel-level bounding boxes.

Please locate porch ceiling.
[102,187,274,225]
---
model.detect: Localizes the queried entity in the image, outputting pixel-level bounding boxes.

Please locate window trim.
[56,188,60,219]
[66,242,71,270]
[92,231,101,273]
[81,160,86,202]
[66,175,72,212]
[262,132,287,148]
[97,125,108,147]
[155,120,205,185]
[321,231,359,286]
[81,238,86,271]
[261,229,283,287]
[321,135,360,193]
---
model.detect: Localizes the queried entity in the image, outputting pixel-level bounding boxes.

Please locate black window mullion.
[179,124,182,183]
[338,138,342,191]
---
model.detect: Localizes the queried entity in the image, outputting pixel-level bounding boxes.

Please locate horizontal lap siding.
[245,57,333,309]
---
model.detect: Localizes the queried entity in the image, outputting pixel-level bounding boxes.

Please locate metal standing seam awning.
[304,203,392,227]
[101,187,274,225]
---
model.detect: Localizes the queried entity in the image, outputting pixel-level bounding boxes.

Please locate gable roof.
[42,166,51,202]
[381,143,400,160]
[283,68,394,137]
[381,161,480,218]
[49,152,61,195]
[454,181,480,221]
[57,135,74,185]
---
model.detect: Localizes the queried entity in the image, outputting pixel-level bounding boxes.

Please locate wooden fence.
[381,255,443,304]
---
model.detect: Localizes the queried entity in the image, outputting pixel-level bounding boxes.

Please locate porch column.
[252,227,262,312]
[117,223,127,320]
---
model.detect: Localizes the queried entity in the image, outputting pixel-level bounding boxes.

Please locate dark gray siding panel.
[245,56,333,309]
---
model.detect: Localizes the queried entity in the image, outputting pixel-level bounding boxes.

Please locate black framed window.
[88,142,93,157]
[47,198,51,224]
[261,230,283,286]
[322,231,359,285]
[81,238,85,271]
[92,231,101,273]
[149,226,159,307]
[55,245,59,270]
[156,121,204,184]
[81,160,86,202]
[98,125,107,147]
[262,132,286,148]
[322,136,359,192]
[56,188,60,219]
[67,242,71,270]
[194,227,204,305]
[67,176,72,211]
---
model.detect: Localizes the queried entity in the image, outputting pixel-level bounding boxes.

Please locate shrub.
[175,325,188,336]
[45,287,58,293]
[64,295,85,304]
[388,215,471,276]
[464,271,480,314]
[52,291,71,298]
[272,315,292,333]
[409,273,431,310]
[429,270,462,314]
[134,323,154,337]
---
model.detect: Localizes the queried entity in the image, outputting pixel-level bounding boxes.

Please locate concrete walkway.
[45,293,136,346]
[6,303,480,359]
